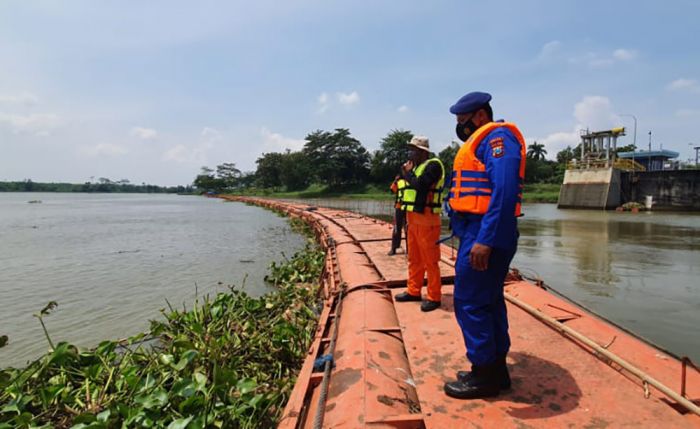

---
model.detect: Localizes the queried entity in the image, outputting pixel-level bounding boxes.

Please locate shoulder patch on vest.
[489,137,505,158]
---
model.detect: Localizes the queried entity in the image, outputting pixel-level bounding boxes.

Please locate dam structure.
[557,127,633,210]
[557,128,698,210]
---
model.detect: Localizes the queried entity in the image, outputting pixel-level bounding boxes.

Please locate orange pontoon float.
[223,196,699,428]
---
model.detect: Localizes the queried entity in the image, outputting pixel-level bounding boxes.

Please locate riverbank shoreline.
[230,182,562,203]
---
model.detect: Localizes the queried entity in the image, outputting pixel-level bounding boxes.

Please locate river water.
[0,193,305,368]
[286,198,700,361]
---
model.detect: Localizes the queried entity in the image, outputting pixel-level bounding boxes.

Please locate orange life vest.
[448,122,526,216]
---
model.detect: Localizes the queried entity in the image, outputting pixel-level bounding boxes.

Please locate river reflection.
[287,198,700,361]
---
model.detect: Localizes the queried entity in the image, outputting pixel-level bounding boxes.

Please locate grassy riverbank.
[234,182,561,204]
[0,219,324,429]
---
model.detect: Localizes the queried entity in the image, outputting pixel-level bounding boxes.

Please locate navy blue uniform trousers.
[454,231,516,367]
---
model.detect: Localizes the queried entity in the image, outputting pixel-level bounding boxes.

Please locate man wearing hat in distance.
[394,136,446,312]
[443,92,527,399]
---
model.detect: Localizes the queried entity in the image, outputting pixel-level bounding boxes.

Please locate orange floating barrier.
[220,196,699,428]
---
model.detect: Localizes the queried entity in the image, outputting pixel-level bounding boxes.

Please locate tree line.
[0,178,192,194]
[194,128,637,193]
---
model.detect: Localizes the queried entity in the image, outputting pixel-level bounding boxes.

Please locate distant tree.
[615,144,636,154]
[527,141,547,160]
[303,128,370,186]
[279,151,312,191]
[216,162,242,189]
[255,152,285,188]
[438,141,461,172]
[556,146,575,164]
[525,158,559,183]
[369,129,413,184]
[193,166,224,192]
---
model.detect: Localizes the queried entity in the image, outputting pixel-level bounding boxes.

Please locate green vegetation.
[0,221,325,428]
[0,179,192,194]
[523,183,561,203]
[195,130,569,205]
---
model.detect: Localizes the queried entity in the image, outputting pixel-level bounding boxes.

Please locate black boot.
[395,291,422,302]
[456,355,511,390]
[444,363,500,399]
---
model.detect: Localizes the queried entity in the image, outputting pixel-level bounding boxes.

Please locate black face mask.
[456,119,478,142]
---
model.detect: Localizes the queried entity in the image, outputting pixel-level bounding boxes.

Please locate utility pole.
[648,131,652,171]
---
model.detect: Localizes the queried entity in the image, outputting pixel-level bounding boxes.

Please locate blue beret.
[449,91,492,115]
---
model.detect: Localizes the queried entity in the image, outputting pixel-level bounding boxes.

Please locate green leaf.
[172,378,196,398]
[193,372,207,392]
[159,354,175,365]
[96,409,111,422]
[135,388,168,410]
[236,378,257,395]
[48,342,78,366]
[167,417,193,429]
[72,413,96,424]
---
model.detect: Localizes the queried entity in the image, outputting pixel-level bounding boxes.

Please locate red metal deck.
[223,196,699,428]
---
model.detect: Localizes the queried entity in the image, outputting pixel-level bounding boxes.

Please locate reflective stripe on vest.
[401,158,445,214]
[448,122,526,216]
[394,179,408,209]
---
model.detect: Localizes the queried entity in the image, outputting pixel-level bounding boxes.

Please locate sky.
[1,0,699,186]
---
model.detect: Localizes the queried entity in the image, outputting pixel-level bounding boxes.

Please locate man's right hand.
[402,160,414,173]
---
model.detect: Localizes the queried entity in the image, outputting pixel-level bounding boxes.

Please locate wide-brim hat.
[407,135,430,152]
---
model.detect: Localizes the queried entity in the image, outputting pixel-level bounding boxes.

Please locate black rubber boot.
[395,291,422,302]
[456,355,511,390]
[444,364,500,399]
[420,300,441,312]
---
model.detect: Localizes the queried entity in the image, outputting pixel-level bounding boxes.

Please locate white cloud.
[537,40,562,60]
[162,144,190,163]
[397,105,409,113]
[130,126,158,140]
[0,92,38,106]
[337,91,360,106]
[568,48,638,68]
[0,112,61,136]
[200,127,222,142]
[574,96,618,130]
[667,78,700,93]
[317,92,330,114]
[261,127,306,152]
[533,128,583,159]
[612,49,637,61]
[534,96,620,157]
[79,143,128,157]
[162,127,219,164]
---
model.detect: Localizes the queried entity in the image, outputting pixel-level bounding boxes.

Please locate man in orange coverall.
[394,136,446,312]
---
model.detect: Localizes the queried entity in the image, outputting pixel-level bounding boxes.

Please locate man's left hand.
[469,243,492,271]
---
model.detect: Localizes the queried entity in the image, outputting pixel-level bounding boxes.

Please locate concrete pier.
[557,167,621,209]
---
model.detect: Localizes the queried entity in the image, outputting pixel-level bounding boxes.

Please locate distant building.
[617,150,679,171]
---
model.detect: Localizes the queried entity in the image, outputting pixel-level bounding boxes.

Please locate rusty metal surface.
[221,196,699,428]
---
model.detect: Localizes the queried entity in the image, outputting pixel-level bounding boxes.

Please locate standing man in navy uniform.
[443,92,527,399]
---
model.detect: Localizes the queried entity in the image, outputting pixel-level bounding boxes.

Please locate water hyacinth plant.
[0,228,324,428]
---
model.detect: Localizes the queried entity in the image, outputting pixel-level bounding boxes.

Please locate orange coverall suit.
[402,159,445,302]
